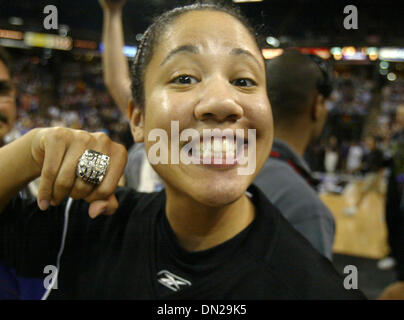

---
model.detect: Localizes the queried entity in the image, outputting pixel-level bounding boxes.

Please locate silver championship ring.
[76,149,110,185]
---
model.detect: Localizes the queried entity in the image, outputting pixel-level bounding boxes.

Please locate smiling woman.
[0,3,366,300]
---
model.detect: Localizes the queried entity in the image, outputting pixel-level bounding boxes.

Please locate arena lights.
[387,72,397,81]
[261,48,283,60]
[0,29,23,40]
[0,38,30,49]
[58,25,70,38]
[379,69,388,76]
[366,47,379,61]
[341,46,368,60]
[24,32,72,51]
[379,61,389,70]
[99,43,137,58]
[266,37,280,48]
[8,17,23,26]
[74,39,98,50]
[379,47,404,62]
[123,46,137,58]
[298,48,330,60]
[331,47,377,61]
[331,47,342,60]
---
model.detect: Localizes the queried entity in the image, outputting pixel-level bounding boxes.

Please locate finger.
[37,137,67,211]
[88,194,119,219]
[84,143,127,204]
[69,177,96,201]
[51,142,88,205]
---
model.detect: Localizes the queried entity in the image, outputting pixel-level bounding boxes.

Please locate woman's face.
[138,10,273,207]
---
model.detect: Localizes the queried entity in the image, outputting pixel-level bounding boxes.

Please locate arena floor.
[320,176,398,299]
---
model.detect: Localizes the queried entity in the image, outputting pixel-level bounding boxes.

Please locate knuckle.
[74,130,92,146]
[93,132,110,144]
[81,133,92,145]
[52,127,68,140]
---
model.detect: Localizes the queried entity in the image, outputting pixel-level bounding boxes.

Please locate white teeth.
[199,139,238,157]
[213,139,222,152]
[202,146,211,158]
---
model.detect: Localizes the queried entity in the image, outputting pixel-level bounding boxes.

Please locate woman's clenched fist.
[30,127,127,218]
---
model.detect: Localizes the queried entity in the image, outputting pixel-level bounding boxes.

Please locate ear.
[311,94,324,121]
[128,99,144,143]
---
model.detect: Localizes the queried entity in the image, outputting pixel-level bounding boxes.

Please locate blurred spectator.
[384,105,404,280]
[344,135,387,215]
[9,53,132,149]
[324,135,340,173]
[254,50,335,260]
[381,80,404,121]
[0,48,16,147]
[326,76,373,143]
[345,139,363,174]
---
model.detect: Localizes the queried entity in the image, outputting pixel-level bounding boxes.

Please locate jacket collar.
[271,139,312,173]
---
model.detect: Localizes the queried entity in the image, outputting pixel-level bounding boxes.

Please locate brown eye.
[231,78,256,87]
[171,75,198,85]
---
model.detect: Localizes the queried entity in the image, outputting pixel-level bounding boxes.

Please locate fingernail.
[39,200,50,211]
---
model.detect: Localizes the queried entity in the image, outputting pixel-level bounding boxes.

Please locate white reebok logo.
[157,270,192,292]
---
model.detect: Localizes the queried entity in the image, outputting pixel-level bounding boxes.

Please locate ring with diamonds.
[76,149,110,185]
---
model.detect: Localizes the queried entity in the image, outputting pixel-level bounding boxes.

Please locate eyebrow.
[160,45,262,68]
[160,45,200,66]
[230,48,261,68]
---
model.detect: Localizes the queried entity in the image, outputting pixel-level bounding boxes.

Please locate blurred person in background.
[0,48,17,149]
[254,50,335,260]
[324,135,340,173]
[0,46,40,299]
[344,135,387,216]
[345,139,363,174]
[0,48,40,198]
[99,0,163,192]
[382,105,404,279]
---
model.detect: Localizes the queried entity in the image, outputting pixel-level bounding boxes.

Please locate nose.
[194,77,243,123]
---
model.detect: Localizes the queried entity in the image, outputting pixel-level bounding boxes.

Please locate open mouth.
[180,132,248,167]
